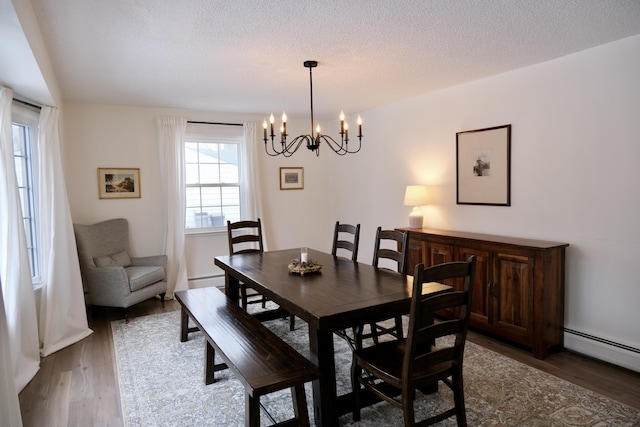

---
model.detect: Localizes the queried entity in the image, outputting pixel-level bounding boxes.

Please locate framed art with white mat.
[456,125,511,206]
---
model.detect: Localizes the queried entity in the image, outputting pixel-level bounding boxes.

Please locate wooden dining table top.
[214,247,451,332]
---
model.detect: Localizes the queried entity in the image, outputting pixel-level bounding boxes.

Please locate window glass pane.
[199,163,220,184]
[184,142,198,163]
[185,162,199,185]
[220,164,238,183]
[12,124,26,155]
[199,143,218,163]
[185,187,202,208]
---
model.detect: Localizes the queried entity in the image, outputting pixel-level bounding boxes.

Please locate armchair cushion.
[126,266,166,292]
[94,250,132,268]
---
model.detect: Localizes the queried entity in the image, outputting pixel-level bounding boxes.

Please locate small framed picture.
[456,125,511,206]
[279,167,304,190]
[98,168,141,199]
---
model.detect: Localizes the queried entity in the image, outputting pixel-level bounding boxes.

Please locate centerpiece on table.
[288,249,322,275]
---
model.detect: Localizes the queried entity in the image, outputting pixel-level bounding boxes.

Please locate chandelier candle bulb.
[358,116,362,138]
[269,114,275,136]
[263,120,268,140]
[282,112,287,136]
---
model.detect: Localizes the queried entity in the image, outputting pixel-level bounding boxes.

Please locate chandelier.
[262,60,362,157]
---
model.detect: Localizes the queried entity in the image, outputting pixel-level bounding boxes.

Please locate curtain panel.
[0,87,40,395]
[242,122,267,249]
[156,116,188,297]
[37,106,93,357]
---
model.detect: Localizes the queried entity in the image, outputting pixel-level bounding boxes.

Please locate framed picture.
[456,125,511,206]
[98,168,141,199]
[279,167,304,190]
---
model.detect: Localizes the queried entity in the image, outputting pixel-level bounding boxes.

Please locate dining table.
[214,248,451,427]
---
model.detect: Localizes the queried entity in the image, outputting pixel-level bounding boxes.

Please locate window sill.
[185,227,227,237]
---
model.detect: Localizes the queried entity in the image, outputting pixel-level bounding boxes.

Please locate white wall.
[327,35,640,370]
[62,35,640,371]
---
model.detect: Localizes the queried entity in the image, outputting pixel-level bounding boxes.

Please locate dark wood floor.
[18,298,640,427]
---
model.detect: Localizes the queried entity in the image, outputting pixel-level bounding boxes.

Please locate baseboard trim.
[564,328,640,373]
[187,274,225,289]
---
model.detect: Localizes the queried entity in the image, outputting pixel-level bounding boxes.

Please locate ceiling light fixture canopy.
[262,60,362,157]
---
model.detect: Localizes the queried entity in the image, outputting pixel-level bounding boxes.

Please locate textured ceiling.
[25,0,640,119]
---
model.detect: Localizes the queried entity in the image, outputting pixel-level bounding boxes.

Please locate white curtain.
[0,279,23,427]
[37,106,93,357]
[156,117,188,297]
[242,122,267,248]
[0,87,40,392]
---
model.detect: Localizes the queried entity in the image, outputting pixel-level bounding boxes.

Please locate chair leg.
[453,373,467,427]
[291,384,311,427]
[240,285,248,309]
[402,388,417,427]
[351,358,362,421]
[289,314,296,331]
[394,315,404,339]
[160,292,166,308]
[370,323,380,345]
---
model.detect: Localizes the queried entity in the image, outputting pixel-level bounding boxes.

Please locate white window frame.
[184,125,244,234]
[12,102,41,285]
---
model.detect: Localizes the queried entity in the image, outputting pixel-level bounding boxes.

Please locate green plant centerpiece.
[288,258,322,275]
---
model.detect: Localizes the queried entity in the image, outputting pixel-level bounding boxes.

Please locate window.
[12,102,41,283]
[185,124,243,231]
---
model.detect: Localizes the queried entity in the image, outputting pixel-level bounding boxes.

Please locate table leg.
[308,326,338,427]
[180,306,189,342]
[225,273,240,305]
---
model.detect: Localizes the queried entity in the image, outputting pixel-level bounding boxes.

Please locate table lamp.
[404,185,428,228]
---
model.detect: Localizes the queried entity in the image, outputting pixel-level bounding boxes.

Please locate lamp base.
[408,207,423,229]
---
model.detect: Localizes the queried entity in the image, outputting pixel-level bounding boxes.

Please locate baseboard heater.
[188,273,225,282]
[564,328,640,355]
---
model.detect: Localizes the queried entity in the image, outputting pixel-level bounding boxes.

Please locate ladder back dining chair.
[352,256,477,426]
[354,227,409,348]
[227,218,295,330]
[331,221,361,261]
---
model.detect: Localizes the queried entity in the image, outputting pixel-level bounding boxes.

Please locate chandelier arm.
[317,134,362,155]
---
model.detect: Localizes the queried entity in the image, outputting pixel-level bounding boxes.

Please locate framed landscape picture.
[279,167,304,190]
[98,168,141,199]
[456,125,511,206]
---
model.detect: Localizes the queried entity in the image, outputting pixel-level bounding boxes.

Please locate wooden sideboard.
[397,228,569,359]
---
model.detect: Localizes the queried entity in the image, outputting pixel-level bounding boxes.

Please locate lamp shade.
[404,185,428,207]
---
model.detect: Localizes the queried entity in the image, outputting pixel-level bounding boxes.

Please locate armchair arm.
[131,254,168,268]
[84,266,131,307]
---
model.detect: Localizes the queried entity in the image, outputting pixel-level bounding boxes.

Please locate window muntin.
[185,135,242,230]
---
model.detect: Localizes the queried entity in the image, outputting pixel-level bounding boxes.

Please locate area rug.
[112,310,640,426]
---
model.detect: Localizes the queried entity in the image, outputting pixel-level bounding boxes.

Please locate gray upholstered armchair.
[73,218,167,310]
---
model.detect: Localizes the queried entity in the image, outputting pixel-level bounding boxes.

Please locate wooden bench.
[175,287,319,427]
